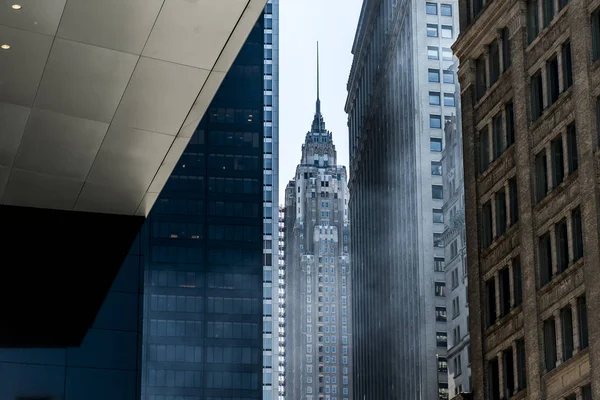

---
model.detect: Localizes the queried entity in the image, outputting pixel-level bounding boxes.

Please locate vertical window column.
[512,341,520,392]
[497,30,505,76]
[541,61,549,111]
[570,298,580,356]
[550,221,559,278]
[491,191,498,239]
[497,351,505,400]
[556,47,565,94]
[484,48,491,93]
[554,309,564,367]
[495,271,502,322]
[508,258,516,308]
[566,207,575,265]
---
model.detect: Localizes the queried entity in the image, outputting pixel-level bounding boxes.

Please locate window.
[452,296,460,317]
[583,385,592,400]
[444,93,455,107]
[454,354,462,376]
[427,24,439,37]
[441,4,452,16]
[436,331,448,347]
[562,41,573,90]
[453,325,461,344]
[531,70,544,120]
[432,185,443,199]
[486,278,497,327]
[476,54,487,100]
[429,91,441,105]
[436,307,447,321]
[434,257,446,272]
[479,126,490,173]
[513,257,523,306]
[502,348,514,397]
[443,70,454,84]
[516,338,527,390]
[506,101,515,146]
[431,138,443,152]
[539,232,553,285]
[567,123,578,173]
[489,40,500,86]
[535,149,548,202]
[430,114,442,128]
[481,201,493,248]
[438,357,448,372]
[443,47,453,60]
[547,56,560,106]
[544,317,557,371]
[435,282,446,297]
[594,7,600,60]
[428,46,439,60]
[433,209,444,223]
[428,69,440,83]
[431,161,442,175]
[559,0,569,10]
[527,0,540,43]
[426,2,437,14]
[493,114,504,160]
[450,241,458,260]
[499,267,510,317]
[578,296,589,349]
[441,25,453,38]
[509,177,519,225]
[434,233,444,248]
[551,136,564,188]
[473,0,484,17]
[572,207,583,260]
[561,306,574,361]
[495,188,507,237]
[543,0,554,28]
[451,268,459,288]
[488,358,500,400]
[502,27,511,70]
[556,219,569,273]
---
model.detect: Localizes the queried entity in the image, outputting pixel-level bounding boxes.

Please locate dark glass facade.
[0,19,263,400]
[139,19,265,400]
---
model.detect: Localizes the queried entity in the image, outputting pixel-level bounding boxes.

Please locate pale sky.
[278,0,363,205]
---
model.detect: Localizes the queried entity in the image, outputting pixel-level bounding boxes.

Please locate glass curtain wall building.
[139,17,265,400]
[262,1,280,399]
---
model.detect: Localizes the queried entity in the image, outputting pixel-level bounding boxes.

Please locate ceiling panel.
[0,102,30,167]
[75,182,147,215]
[14,108,108,180]
[0,0,67,36]
[86,125,173,192]
[0,25,53,107]
[34,38,138,123]
[112,57,208,135]
[2,168,83,210]
[143,0,247,69]
[57,0,163,55]
[178,70,226,138]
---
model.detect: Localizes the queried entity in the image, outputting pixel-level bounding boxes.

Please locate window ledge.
[530,87,573,134]
[542,347,590,382]
[538,257,584,296]
[533,169,578,215]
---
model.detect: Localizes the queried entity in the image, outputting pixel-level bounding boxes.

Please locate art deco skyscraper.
[285,48,352,400]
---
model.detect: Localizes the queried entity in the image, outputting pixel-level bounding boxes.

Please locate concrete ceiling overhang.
[0,0,267,216]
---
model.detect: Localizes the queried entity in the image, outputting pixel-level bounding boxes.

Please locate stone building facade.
[453,0,599,399]
[284,87,352,400]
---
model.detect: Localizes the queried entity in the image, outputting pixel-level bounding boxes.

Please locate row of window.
[475,27,511,100]
[530,41,573,121]
[147,344,203,363]
[204,371,259,390]
[428,46,454,61]
[209,108,259,124]
[207,321,261,340]
[428,69,455,84]
[427,24,454,39]
[208,154,261,171]
[207,224,261,242]
[206,297,261,315]
[429,92,456,107]
[426,2,453,16]
[149,294,203,313]
[534,123,578,203]
[527,0,570,44]
[479,101,515,173]
[206,346,259,365]
[539,207,583,286]
[208,200,260,218]
[487,339,527,400]
[148,270,204,289]
[486,257,523,327]
[481,178,519,248]
[544,297,589,372]
[208,177,261,195]
[430,114,454,129]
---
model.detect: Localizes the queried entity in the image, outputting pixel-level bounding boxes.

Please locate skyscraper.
[454,0,596,399]
[285,49,352,400]
[345,1,459,398]
[278,206,287,400]
[139,17,265,400]
[262,1,280,399]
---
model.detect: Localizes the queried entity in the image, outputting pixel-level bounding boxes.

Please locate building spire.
[316,41,320,114]
[311,41,326,133]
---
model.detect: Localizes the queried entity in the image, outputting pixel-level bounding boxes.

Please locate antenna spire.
[316,41,321,114]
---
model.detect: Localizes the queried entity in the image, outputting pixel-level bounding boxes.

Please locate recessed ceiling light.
[11,4,22,9]
[1,44,10,50]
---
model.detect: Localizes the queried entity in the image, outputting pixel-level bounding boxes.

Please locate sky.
[278,0,363,205]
